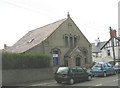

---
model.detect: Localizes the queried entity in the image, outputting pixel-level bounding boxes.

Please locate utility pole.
[109,27,116,65]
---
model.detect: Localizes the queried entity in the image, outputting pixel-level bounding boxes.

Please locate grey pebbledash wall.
[2,68,54,86]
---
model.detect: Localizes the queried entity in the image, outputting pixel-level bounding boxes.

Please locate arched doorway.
[76,57,81,66]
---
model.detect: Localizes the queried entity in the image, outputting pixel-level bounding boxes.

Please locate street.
[30,74,120,87]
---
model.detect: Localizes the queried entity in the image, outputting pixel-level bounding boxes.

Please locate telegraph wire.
[0,0,55,18]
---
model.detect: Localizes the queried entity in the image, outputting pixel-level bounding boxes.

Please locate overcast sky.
[0,0,119,49]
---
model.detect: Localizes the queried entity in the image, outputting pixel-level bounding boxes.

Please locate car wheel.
[69,78,74,85]
[88,75,92,81]
[57,81,62,84]
[103,72,107,77]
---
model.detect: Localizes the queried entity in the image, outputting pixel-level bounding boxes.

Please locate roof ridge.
[30,18,67,32]
[91,41,106,44]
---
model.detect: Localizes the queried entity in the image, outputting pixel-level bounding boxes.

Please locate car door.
[106,63,115,74]
[77,67,87,81]
[102,63,109,74]
[71,68,78,81]
[103,63,113,75]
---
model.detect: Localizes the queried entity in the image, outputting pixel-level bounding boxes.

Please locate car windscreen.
[93,63,102,67]
[56,67,69,74]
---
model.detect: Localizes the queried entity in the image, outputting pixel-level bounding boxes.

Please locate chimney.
[109,27,117,38]
[95,38,100,46]
[4,44,7,49]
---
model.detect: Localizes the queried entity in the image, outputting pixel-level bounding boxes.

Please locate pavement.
[1,79,55,87]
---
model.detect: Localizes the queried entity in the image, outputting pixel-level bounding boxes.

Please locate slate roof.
[100,36,120,50]
[91,41,106,53]
[115,36,120,41]
[5,18,67,53]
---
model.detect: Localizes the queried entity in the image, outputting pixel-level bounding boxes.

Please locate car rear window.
[56,67,69,74]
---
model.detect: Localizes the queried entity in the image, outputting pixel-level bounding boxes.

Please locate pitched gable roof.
[91,41,106,53]
[6,18,67,53]
[100,36,120,50]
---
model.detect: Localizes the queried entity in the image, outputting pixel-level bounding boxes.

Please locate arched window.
[74,37,77,47]
[70,36,73,48]
[65,36,69,47]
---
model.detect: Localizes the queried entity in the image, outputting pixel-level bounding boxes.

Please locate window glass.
[65,36,69,47]
[85,58,87,64]
[74,37,77,47]
[70,37,73,47]
[107,50,110,56]
[57,67,69,74]
[96,52,98,57]
[94,63,102,67]
[71,68,77,73]
[77,68,84,73]
[103,64,107,67]
[107,63,112,67]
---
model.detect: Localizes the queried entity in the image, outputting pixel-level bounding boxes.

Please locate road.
[30,74,120,87]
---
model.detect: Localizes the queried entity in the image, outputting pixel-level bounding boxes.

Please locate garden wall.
[2,68,54,86]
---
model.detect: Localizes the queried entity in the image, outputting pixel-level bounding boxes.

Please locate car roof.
[58,67,69,68]
[96,62,107,64]
[58,66,82,69]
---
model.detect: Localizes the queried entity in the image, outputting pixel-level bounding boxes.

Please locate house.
[100,28,120,64]
[91,38,106,62]
[4,14,92,69]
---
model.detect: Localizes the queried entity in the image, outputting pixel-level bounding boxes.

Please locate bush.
[2,52,51,69]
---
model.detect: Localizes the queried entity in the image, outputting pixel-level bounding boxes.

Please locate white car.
[113,62,120,73]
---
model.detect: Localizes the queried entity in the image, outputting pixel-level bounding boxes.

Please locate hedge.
[2,52,51,69]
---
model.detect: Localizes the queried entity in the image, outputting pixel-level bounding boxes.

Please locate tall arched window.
[65,36,69,47]
[74,37,77,47]
[70,36,73,48]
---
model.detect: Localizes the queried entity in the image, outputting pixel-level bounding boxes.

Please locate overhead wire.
[0,0,55,18]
